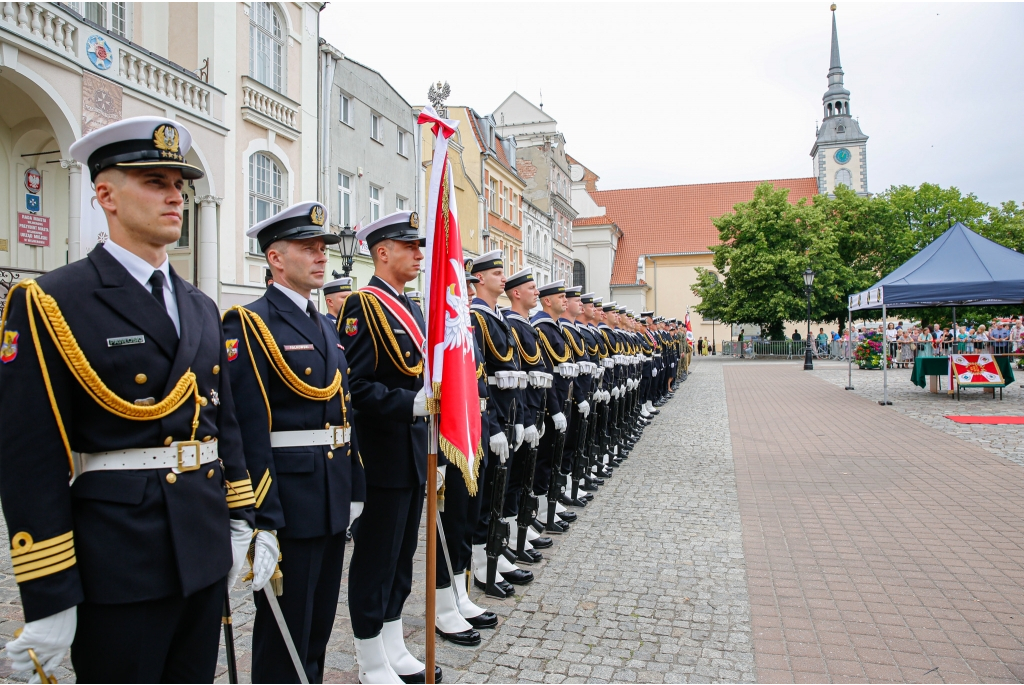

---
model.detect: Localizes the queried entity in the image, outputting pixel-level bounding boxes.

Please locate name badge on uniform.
[107,335,145,348]
[394,329,407,335]
[284,344,315,352]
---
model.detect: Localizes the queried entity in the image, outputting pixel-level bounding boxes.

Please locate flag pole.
[425,398,438,683]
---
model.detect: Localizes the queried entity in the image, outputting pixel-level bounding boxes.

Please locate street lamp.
[803,268,815,370]
[337,225,359,277]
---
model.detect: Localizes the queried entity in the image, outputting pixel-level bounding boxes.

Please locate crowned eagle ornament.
[427,81,451,118]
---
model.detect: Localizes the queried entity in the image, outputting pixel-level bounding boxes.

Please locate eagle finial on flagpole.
[427,81,451,118]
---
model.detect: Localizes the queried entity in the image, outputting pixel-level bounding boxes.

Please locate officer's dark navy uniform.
[223,201,363,684]
[0,117,255,682]
[340,211,438,683]
[558,287,592,503]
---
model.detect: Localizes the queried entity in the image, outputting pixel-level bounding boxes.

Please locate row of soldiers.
[0,115,688,685]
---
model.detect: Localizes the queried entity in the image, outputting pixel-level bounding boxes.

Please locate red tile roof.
[591,178,819,285]
[573,214,615,227]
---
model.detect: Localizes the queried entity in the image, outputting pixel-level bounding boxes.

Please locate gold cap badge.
[409,212,419,229]
[153,125,180,153]
[310,205,325,226]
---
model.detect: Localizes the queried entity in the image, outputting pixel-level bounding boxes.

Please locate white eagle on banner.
[443,258,472,356]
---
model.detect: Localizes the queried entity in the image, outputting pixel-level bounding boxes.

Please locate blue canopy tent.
[847,223,1024,403]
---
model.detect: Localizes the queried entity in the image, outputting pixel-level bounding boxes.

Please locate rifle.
[545,381,573,531]
[516,390,546,561]
[485,401,515,597]
[569,367,594,501]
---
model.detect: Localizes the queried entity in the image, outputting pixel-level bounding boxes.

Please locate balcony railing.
[241,75,300,140]
[1,2,222,123]
[0,267,47,319]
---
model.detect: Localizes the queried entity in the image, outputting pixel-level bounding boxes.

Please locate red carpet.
[945,416,1024,424]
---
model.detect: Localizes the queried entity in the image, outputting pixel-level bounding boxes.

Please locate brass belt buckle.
[176,441,202,472]
[333,426,350,447]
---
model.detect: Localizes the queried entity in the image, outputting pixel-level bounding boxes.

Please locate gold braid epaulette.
[227,306,343,399]
[510,328,541,365]
[356,292,423,377]
[1,280,201,474]
[538,329,571,364]
[562,326,585,357]
[602,329,621,354]
[472,310,513,363]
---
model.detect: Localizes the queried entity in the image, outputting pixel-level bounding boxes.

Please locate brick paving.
[725,360,1024,683]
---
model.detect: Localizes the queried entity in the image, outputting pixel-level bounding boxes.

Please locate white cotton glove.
[652,368,658,377]
[523,424,539,448]
[6,607,76,681]
[251,530,280,592]
[618,385,626,396]
[436,465,446,492]
[228,519,252,589]
[578,401,591,418]
[514,424,525,451]
[349,502,364,523]
[489,432,509,463]
[611,386,620,399]
[412,386,429,417]
[552,412,567,433]
[538,421,546,439]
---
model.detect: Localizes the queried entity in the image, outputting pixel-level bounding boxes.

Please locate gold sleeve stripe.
[254,469,272,508]
[225,477,256,508]
[11,531,77,583]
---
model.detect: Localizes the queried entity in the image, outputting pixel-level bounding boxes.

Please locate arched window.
[573,260,586,290]
[250,2,284,93]
[835,168,853,189]
[249,152,284,253]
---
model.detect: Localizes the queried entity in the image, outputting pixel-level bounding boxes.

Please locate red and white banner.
[418,105,482,494]
[949,353,1004,387]
[684,309,694,342]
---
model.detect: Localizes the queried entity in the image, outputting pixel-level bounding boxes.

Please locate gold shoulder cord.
[538,329,572,364]
[562,327,585,357]
[510,328,541,365]
[472,310,513,363]
[359,292,423,377]
[1,281,200,475]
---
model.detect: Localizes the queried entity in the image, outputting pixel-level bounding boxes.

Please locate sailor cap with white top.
[323,276,353,295]
[70,116,205,182]
[565,286,582,298]
[470,249,503,274]
[504,266,534,290]
[246,201,339,253]
[407,291,423,304]
[580,292,596,304]
[601,300,617,312]
[538,280,566,297]
[641,311,654,318]
[356,210,422,249]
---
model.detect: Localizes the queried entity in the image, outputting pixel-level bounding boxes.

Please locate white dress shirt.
[273,282,315,314]
[102,240,180,336]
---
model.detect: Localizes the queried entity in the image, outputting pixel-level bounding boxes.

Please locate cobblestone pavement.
[726,359,1024,683]
[0,358,756,683]
[813,360,1024,468]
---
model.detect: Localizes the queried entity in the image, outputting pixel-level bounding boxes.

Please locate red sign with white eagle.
[950,354,1004,387]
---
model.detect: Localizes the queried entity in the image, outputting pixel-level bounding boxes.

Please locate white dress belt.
[269,426,351,448]
[74,439,219,475]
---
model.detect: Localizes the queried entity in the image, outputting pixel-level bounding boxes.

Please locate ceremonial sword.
[263,587,309,685]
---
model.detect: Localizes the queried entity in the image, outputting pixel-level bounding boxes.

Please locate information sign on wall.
[18,213,50,247]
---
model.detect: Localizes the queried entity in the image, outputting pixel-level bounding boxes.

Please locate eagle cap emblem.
[310,205,326,226]
[409,212,419,229]
[153,125,180,153]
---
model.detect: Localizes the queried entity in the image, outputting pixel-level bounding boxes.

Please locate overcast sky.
[320,2,1024,206]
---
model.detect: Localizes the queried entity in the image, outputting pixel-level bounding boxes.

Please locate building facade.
[0,1,323,310]
[522,197,552,286]
[320,47,420,289]
[810,9,868,197]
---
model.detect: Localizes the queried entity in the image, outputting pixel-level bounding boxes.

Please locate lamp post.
[337,225,358,277]
[803,268,815,370]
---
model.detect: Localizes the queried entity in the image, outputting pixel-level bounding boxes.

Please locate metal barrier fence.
[884,340,1023,367]
[721,339,854,360]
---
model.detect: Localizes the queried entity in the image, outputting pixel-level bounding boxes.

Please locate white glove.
[578,400,590,418]
[514,424,524,451]
[611,386,620,399]
[489,432,509,464]
[552,412,567,433]
[523,424,539,448]
[538,421,546,439]
[350,502,364,523]
[228,519,252,589]
[251,530,280,592]
[6,607,76,680]
[436,465,446,492]
[619,385,626,396]
[652,368,658,377]
[412,386,429,417]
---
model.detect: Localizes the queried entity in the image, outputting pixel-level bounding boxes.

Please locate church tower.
[811,5,869,196]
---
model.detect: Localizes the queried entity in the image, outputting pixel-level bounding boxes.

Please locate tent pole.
[846,304,854,390]
[881,304,891,405]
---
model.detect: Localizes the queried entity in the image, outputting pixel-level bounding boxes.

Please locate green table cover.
[910,356,1016,389]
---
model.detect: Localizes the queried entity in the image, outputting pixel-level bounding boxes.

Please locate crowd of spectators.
[844,317,1024,368]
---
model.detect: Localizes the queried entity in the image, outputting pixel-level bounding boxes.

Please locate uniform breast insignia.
[209,389,220,406]
[226,339,239,362]
[344,318,358,336]
[284,344,315,352]
[107,335,145,347]
[1,330,18,363]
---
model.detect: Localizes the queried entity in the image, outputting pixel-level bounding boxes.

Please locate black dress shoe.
[502,568,534,585]
[437,626,481,646]
[465,610,498,629]
[545,519,569,534]
[580,481,599,492]
[598,466,613,478]
[607,460,620,468]
[516,548,542,564]
[474,576,514,598]
[399,666,443,683]
[586,474,604,486]
[582,492,594,501]
[557,510,577,523]
[559,494,586,508]
[530,535,553,549]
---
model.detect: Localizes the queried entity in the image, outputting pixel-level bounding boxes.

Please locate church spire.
[822,4,850,119]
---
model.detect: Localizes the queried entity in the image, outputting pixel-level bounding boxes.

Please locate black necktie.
[149,271,168,313]
[306,301,320,324]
